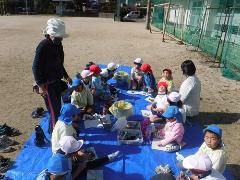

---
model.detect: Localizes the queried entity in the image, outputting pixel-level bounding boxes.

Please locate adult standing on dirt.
[179,60,201,120]
[32,18,72,133]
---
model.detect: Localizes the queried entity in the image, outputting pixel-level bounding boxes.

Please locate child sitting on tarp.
[158,68,175,93]
[167,92,186,123]
[71,79,94,115]
[147,81,169,122]
[37,136,120,180]
[100,62,119,83]
[197,125,227,173]
[177,153,226,180]
[130,58,144,90]
[140,63,156,93]
[51,103,80,153]
[36,150,71,180]
[89,64,112,100]
[80,70,93,91]
[156,106,185,152]
[84,61,95,70]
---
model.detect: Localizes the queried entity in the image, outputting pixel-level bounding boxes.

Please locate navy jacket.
[32,38,69,85]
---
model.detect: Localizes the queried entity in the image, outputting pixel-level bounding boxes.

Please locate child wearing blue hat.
[38,136,120,180]
[52,103,81,153]
[71,78,94,115]
[156,106,185,152]
[36,153,71,180]
[197,125,227,173]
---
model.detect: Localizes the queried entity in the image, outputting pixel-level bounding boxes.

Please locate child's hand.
[91,89,96,95]
[77,150,90,161]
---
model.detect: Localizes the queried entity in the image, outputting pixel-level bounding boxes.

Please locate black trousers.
[76,156,109,178]
[44,81,67,133]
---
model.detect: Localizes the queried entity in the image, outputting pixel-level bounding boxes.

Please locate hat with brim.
[107,62,119,71]
[134,58,143,64]
[43,18,68,38]
[203,125,222,138]
[71,79,83,88]
[168,92,181,103]
[163,68,172,74]
[162,106,182,122]
[183,153,212,172]
[58,104,80,125]
[81,70,93,79]
[47,154,70,175]
[59,136,84,154]
[89,65,102,74]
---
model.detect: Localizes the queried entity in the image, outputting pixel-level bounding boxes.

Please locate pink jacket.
[160,121,184,146]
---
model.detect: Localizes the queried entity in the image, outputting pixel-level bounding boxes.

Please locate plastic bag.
[109,100,133,118]
[112,117,128,132]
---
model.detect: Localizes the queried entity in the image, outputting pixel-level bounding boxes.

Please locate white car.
[125,11,141,18]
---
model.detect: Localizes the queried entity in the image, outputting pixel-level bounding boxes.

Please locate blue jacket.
[32,38,69,85]
[143,73,156,89]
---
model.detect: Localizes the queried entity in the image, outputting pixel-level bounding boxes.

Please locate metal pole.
[146,0,152,30]
[214,8,227,60]
[162,3,170,42]
[60,0,63,16]
[197,6,208,48]
[25,0,28,15]
[219,8,232,65]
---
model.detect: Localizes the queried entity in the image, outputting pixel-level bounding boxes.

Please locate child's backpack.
[34,125,47,147]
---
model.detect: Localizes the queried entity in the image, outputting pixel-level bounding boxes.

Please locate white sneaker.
[108,151,120,161]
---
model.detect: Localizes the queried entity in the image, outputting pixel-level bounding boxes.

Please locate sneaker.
[31,107,45,118]
[0,142,14,153]
[0,157,11,173]
[107,151,120,161]
[0,124,20,137]
[165,144,181,152]
[0,135,17,146]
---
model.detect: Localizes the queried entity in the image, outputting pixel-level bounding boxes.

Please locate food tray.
[117,129,143,145]
[125,121,141,130]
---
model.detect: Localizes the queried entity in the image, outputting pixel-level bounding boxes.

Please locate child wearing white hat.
[80,70,93,91]
[177,153,226,180]
[49,136,120,179]
[167,92,186,123]
[130,58,144,90]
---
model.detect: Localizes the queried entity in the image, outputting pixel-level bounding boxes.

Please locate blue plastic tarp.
[5,65,234,180]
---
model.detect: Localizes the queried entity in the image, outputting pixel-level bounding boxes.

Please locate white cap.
[107,62,119,71]
[134,58,143,64]
[81,70,93,79]
[168,92,181,102]
[43,18,68,38]
[100,69,109,77]
[183,153,212,171]
[59,136,84,154]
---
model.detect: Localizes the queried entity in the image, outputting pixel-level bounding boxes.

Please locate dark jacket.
[32,38,69,85]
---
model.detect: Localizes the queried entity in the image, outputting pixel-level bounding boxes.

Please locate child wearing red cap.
[89,65,113,101]
[147,81,169,122]
[158,68,175,93]
[140,64,156,93]
[89,65,104,97]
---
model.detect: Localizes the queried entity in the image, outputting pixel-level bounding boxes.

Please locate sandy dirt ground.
[0,16,239,178]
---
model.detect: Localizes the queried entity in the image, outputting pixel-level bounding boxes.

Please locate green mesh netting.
[151,0,240,81]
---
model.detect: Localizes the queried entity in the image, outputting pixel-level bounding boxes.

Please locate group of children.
[39,58,227,179]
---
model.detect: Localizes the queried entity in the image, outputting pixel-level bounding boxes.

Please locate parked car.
[124,11,142,19]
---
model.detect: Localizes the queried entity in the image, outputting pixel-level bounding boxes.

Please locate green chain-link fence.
[151,0,240,81]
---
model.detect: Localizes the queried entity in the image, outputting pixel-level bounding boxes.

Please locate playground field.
[0,16,239,178]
